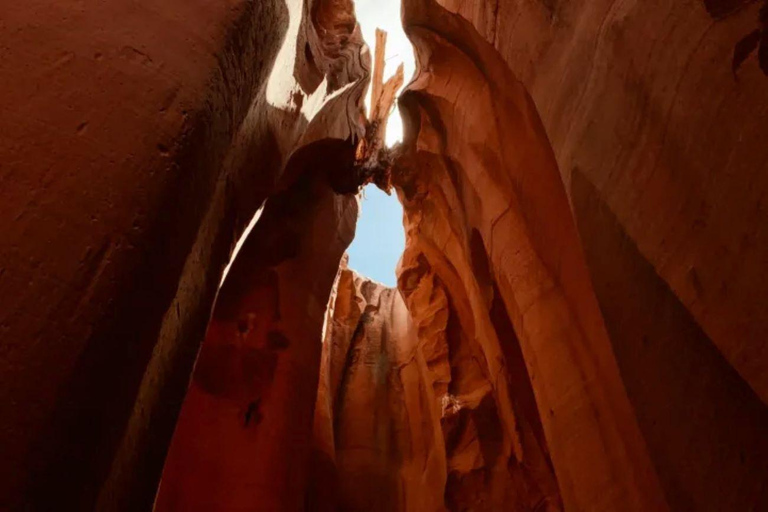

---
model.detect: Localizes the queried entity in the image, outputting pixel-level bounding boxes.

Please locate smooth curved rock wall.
[433,0,768,509]
[0,0,367,508]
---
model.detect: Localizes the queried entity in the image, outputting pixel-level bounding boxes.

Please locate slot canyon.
[2,0,768,510]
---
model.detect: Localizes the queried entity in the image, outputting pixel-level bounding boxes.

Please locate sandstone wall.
[3,0,767,510]
[155,173,357,511]
[438,0,768,408]
[310,260,561,512]
[309,266,446,512]
[394,0,671,509]
[398,0,768,510]
[0,0,367,508]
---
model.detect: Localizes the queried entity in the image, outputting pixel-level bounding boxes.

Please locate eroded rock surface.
[392,0,668,509]
[0,0,368,508]
[2,0,767,510]
[425,0,768,509]
[155,172,357,511]
[310,265,445,512]
[154,0,370,509]
[438,0,768,408]
[313,261,563,512]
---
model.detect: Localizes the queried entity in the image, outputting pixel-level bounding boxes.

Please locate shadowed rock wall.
[437,0,768,407]
[393,0,669,509]
[430,0,768,509]
[311,261,560,512]
[155,171,358,511]
[309,266,446,512]
[3,0,767,510]
[0,0,367,509]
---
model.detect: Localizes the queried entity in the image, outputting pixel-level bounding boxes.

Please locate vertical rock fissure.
[4,0,767,509]
[309,2,566,510]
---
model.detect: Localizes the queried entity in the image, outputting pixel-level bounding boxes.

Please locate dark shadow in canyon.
[23,2,293,509]
[571,167,768,511]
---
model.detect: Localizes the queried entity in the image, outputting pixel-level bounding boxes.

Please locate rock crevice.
[1,0,767,510]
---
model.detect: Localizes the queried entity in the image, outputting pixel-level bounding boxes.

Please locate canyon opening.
[2,0,768,512]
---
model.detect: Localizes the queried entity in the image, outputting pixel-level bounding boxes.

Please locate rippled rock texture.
[439,0,768,410]
[310,265,445,512]
[426,0,768,510]
[308,0,767,510]
[1,0,367,509]
[2,0,767,510]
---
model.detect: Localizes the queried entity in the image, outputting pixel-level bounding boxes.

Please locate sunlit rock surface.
[0,0,367,508]
[426,0,768,509]
[391,0,667,509]
[310,264,446,512]
[1,0,767,510]
[438,0,768,409]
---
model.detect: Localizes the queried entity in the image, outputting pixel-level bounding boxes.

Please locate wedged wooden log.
[370,29,406,134]
[352,28,405,193]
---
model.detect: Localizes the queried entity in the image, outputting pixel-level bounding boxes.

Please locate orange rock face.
[154,0,370,508]
[437,0,768,408]
[312,260,562,512]
[156,173,357,511]
[310,266,446,512]
[2,0,767,510]
[390,0,668,510]
[0,0,367,508]
[307,4,765,504]
[422,0,768,509]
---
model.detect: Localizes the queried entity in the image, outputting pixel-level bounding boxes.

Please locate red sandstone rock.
[310,265,446,512]
[438,0,768,407]
[429,0,768,509]
[2,0,768,510]
[154,0,370,509]
[0,0,367,508]
[394,0,669,510]
[155,172,357,512]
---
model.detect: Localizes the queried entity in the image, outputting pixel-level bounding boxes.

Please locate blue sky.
[345,1,411,287]
[347,186,405,286]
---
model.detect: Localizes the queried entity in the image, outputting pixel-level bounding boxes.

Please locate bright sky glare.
[345,1,412,287]
[354,0,416,146]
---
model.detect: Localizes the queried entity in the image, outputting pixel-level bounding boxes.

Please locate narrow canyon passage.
[1,0,768,511]
[155,2,575,509]
[155,1,768,511]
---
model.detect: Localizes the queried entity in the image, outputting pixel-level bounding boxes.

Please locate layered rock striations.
[2,0,767,510]
[425,0,768,509]
[312,259,564,512]
[310,265,446,512]
[1,0,368,508]
[437,0,768,408]
[390,0,668,510]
